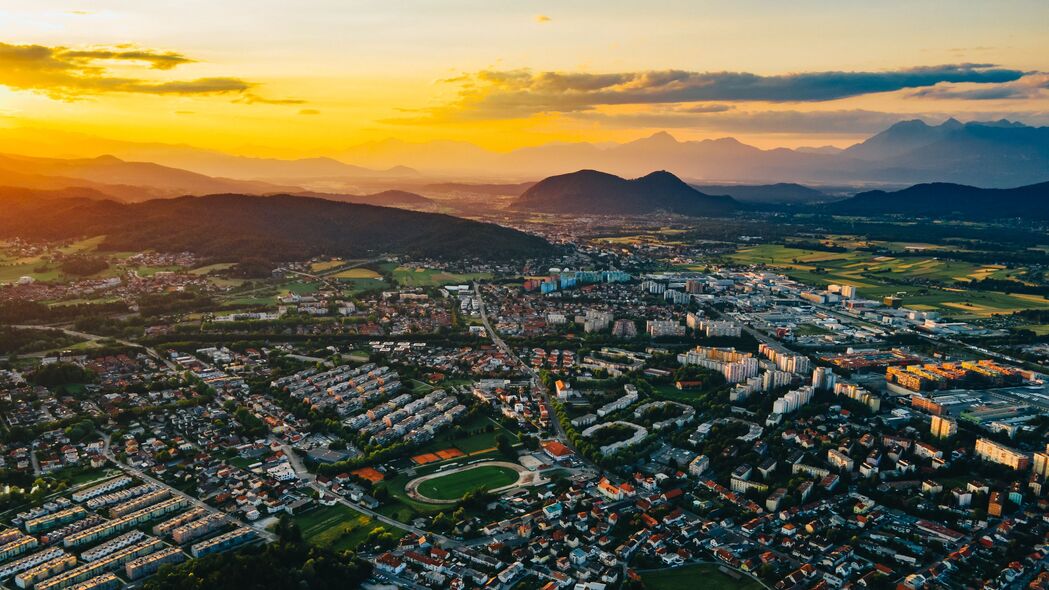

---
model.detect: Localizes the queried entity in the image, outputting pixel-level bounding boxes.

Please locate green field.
[392,267,492,288]
[729,243,1049,318]
[292,504,399,552]
[416,465,519,501]
[641,564,763,590]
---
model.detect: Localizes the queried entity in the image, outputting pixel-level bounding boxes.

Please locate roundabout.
[404,461,535,505]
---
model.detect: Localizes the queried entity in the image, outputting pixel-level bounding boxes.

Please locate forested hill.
[0,192,557,261]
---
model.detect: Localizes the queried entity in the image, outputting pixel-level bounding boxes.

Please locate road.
[102,434,277,543]
[269,438,462,548]
[472,283,602,476]
[10,324,177,370]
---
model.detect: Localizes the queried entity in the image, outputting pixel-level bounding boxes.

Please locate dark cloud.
[571,108,909,133]
[570,108,1049,134]
[908,74,1049,100]
[59,48,194,70]
[0,40,259,99]
[412,63,1027,120]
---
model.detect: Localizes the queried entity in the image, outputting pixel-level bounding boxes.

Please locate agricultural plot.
[730,244,1049,318]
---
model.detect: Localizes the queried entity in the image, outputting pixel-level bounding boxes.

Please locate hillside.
[0,193,556,261]
[294,189,436,209]
[0,153,302,201]
[825,181,1049,219]
[690,183,832,204]
[511,170,738,216]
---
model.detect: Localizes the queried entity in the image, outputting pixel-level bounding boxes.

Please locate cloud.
[299,108,321,115]
[570,108,908,133]
[0,40,255,99]
[908,73,1049,100]
[233,93,306,105]
[60,48,194,70]
[405,63,1027,121]
[570,107,1049,134]
[535,15,551,23]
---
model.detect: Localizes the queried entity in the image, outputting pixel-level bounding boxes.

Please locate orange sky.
[0,1,1046,157]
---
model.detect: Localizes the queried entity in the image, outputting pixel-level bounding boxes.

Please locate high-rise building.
[1033,444,1049,482]
[811,367,836,392]
[974,438,1030,470]
[930,415,957,439]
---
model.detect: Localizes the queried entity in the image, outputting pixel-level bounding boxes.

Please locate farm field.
[729,244,1049,318]
[392,266,492,287]
[641,564,763,590]
[332,268,381,279]
[415,465,520,501]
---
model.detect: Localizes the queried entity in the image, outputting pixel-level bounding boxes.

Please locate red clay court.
[351,467,385,483]
[411,448,464,465]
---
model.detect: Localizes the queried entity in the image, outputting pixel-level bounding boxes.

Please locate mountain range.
[330,120,1049,187]
[0,118,1045,208]
[511,170,738,216]
[0,193,556,262]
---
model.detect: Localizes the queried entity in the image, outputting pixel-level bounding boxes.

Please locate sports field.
[414,465,520,501]
[641,564,763,590]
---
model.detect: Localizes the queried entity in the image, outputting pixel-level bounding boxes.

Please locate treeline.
[138,292,216,317]
[960,278,1049,296]
[0,326,79,355]
[59,256,109,276]
[0,300,129,324]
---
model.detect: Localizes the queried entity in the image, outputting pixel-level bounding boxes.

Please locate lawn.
[641,564,763,590]
[415,465,520,501]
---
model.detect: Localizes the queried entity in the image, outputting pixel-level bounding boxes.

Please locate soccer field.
[642,564,763,590]
[415,465,520,501]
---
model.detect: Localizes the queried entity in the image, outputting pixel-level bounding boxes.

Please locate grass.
[292,504,397,552]
[337,277,389,295]
[641,564,763,590]
[310,259,347,273]
[189,263,237,275]
[391,267,493,288]
[415,465,519,501]
[332,268,381,279]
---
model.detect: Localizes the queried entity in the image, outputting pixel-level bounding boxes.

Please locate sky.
[0,0,1047,157]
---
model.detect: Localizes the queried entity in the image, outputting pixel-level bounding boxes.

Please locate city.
[1,2,1049,589]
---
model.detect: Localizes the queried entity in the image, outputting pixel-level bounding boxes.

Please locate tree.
[496,434,515,457]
